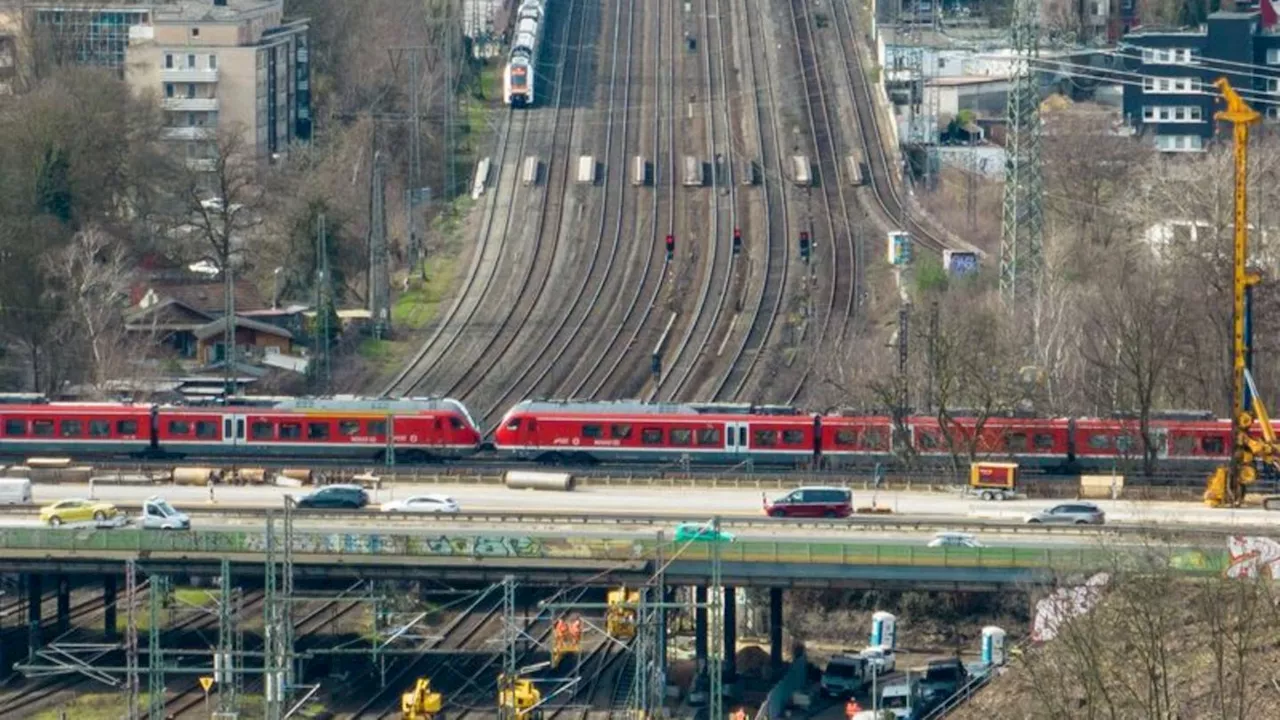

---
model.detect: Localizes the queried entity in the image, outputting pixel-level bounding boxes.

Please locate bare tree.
[173,127,265,389]
[47,225,136,394]
[1079,253,1186,476]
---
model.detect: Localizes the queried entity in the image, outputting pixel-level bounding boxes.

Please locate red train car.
[0,403,154,456]
[494,401,819,464]
[910,416,1072,468]
[0,397,481,462]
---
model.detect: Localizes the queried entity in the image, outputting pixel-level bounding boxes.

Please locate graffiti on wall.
[239,531,646,561]
[1226,535,1280,578]
[1031,572,1110,643]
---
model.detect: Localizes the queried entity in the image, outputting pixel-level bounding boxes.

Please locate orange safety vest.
[554,620,567,638]
[569,619,582,639]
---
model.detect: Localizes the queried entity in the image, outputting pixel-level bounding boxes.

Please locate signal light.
[665,234,675,261]
[799,231,810,261]
[733,228,742,255]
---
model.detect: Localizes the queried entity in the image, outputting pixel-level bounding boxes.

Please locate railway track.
[556,0,665,402]
[440,0,590,412]
[651,0,736,403]
[583,0,678,401]
[783,0,863,405]
[834,0,949,254]
[470,0,641,431]
[712,0,791,402]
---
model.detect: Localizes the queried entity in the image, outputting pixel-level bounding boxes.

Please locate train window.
[450,417,463,430]
[339,421,361,437]
[252,422,274,440]
[670,428,693,445]
[641,428,663,444]
[33,420,54,437]
[195,421,218,439]
[1034,433,1055,450]
[308,422,330,440]
[368,420,387,436]
[611,424,632,439]
[1005,433,1028,452]
[505,418,521,430]
[834,429,856,446]
[4,419,25,436]
[1115,435,1135,452]
[1087,434,1110,450]
[116,420,138,435]
[917,432,939,450]
[279,423,301,440]
[782,430,806,445]
[862,429,883,449]
[1202,436,1225,454]
[697,428,721,446]
[582,424,603,439]
[753,429,777,447]
[60,420,82,437]
[89,420,111,437]
[169,420,191,436]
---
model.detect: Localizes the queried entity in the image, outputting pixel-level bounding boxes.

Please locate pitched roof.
[193,316,294,341]
[141,280,267,315]
[124,297,215,330]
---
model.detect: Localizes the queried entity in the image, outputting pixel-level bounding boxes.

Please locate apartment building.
[0,1,309,161]
[1120,10,1280,152]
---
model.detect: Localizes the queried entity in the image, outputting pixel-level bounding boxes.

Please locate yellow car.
[40,498,119,527]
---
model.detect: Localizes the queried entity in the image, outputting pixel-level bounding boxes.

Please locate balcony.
[161,67,218,83]
[163,97,219,112]
[162,126,216,141]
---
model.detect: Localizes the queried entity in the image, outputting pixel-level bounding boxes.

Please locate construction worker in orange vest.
[845,699,862,719]
[729,708,747,720]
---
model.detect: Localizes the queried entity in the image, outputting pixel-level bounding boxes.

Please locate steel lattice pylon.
[999,0,1044,310]
[148,574,168,718]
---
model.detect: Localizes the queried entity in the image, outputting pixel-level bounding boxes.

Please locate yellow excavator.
[1203,78,1280,510]
[401,677,443,720]
[499,662,549,720]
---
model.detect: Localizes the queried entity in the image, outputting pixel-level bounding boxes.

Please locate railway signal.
[665,234,675,261]
[732,228,742,255]
[799,231,810,262]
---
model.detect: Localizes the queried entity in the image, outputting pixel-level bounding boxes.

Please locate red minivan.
[763,486,853,518]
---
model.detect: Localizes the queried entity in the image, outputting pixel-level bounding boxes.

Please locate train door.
[221,414,246,449]
[724,422,749,456]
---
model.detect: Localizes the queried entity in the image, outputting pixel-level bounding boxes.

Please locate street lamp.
[272,267,284,310]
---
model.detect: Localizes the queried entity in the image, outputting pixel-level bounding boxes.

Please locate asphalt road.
[25,482,1278,525]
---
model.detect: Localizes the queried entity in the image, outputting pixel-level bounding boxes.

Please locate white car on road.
[927,532,984,548]
[381,495,460,514]
[859,645,897,674]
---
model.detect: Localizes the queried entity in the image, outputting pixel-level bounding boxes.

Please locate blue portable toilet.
[982,626,1007,666]
[871,611,897,650]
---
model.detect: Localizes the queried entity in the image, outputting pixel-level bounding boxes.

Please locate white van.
[136,496,191,530]
[0,477,33,505]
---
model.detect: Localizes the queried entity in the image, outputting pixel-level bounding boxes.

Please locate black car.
[295,485,369,509]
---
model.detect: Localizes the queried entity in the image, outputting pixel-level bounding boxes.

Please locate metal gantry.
[999,0,1045,311]
[148,573,169,718]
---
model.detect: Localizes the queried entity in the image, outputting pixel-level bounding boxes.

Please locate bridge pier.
[694,586,708,664]
[770,587,784,675]
[27,573,42,658]
[56,576,70,635]
[723,586,737,682]
[104,575,118,641]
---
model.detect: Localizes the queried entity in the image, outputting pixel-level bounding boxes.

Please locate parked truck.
[820,653,872,697]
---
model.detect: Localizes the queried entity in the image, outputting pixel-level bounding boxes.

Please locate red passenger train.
[0,397,481,462]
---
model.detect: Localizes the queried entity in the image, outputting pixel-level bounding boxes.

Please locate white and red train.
[503,0,544,106]
[0,396,1241,474]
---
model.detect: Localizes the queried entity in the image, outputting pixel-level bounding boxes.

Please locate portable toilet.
[982,626,1007,666]
[871,611,897,650]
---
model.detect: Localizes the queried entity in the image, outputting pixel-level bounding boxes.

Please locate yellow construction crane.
[401,677,443,720]
[1204,78,1280,509]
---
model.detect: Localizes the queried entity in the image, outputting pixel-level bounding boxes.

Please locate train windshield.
[446,399,480,434]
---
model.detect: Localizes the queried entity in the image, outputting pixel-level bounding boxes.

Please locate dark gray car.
[1024,502,1105,525]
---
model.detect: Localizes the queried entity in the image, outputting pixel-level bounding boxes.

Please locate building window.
[1143,77,1202,94]
[165,53,174,69]
[1142,105,1201,123]
[190,27,200,38]
[1268,48,1280,65]
[1155,134,1204,152]
[165,83,174,97]
[1269,77,1280,94]
[187,83,196,98]
[208,54,217,70]
[187,54,196,69]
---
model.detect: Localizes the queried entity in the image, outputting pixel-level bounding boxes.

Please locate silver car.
[1025,502,1105,525]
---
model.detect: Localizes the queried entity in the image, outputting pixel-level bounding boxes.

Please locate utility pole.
[313,213,331,393]
[148,574,168,719]
[999,0,1045,312]
[895,305,911,454]
[223,262,236,397]
[369,150,390,339]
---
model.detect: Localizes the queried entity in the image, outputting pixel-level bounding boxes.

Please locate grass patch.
[173,586,216,608]
[359,338,394,362]
[34,693,151,720]
[392,253,458,331]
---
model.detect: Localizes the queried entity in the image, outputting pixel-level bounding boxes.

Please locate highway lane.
[24,482,1280,527]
